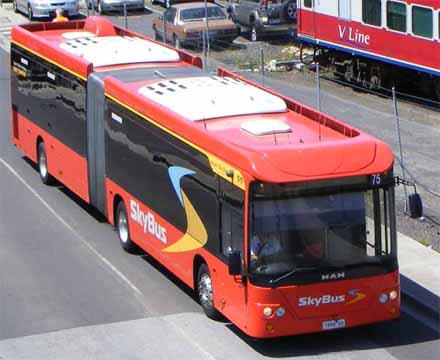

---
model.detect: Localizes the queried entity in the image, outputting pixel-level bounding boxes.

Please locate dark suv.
[226,0,296,41]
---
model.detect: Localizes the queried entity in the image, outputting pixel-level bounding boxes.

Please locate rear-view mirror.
[228,250,242,276]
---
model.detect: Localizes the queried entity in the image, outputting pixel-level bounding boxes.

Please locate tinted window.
[387,1,406,32]
[304,0,313,9]
[363,0,382,26]
[10,45,87,156]
[180,7,226,22]
[412,6,433,38]
[105,99,221,255]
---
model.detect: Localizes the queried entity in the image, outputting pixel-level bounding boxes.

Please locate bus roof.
[11,17,202,79]
[11,17,393,183]
[105,70,393,183]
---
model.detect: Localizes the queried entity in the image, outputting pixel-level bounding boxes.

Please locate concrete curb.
[397,230,440,321]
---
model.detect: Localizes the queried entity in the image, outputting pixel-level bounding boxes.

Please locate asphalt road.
[0,11,439,360]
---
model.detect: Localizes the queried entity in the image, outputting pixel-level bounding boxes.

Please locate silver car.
[13,0,80,20]
[87,0,145,14]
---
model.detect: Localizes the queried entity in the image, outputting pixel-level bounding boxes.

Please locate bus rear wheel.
[197,263,221,319]
[37,141,54,185]
[116,201,139,253]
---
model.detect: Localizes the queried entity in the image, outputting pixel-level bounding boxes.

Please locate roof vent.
[241,120,291,136]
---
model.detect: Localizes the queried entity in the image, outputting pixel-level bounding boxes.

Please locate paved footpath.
[0,5,438,358]
[0,3,26,48]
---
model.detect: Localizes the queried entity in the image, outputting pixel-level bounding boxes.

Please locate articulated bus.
[10,17,399,338]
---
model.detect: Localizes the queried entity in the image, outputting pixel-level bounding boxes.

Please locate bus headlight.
[263,307,273,317]
[379,293,388,304]
[275,307,285,317]
[389,290,398,300]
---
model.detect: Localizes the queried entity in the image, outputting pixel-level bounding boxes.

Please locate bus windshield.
[249,183,396,283]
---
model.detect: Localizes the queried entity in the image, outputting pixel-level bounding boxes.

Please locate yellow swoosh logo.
[345,292,366,305]
[162,190,207,253]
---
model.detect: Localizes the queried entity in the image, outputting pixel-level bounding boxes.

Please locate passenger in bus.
[52,8,69,23]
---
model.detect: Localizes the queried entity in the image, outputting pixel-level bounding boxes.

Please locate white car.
[13,0,80,20]
[87,0,145,14]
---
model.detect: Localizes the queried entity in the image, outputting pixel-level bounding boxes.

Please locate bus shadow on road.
[225,303,439,357]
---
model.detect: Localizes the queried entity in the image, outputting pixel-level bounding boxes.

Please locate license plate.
[322,319,345,330]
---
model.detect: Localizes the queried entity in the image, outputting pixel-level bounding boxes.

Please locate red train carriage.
[11,17,400,338]
[297,0,440,99]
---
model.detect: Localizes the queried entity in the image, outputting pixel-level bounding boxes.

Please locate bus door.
[299,0,317,38]
[216,181,247,327]
[86,73,107,216]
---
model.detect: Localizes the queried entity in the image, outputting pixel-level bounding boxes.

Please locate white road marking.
[0,156,154,316]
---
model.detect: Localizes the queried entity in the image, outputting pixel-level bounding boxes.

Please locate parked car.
[13,0,80,20]
[226,0,296,42]
[88,0,145,14]
[152,2,240,48]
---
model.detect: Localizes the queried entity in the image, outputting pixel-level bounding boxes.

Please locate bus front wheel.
[197,263,221,319]
[116,201,139,253]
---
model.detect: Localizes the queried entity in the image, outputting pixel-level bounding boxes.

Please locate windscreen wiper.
[269,266,317,286]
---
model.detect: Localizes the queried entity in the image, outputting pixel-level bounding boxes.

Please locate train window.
[387,1,407,32]
[412,6,433,38]
[304,0,313,9]
[339,0,351,20]
[362,0,382,26]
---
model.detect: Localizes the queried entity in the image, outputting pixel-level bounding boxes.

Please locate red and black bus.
[10,17,399,338]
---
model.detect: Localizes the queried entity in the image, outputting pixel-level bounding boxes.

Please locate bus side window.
[220,198,244,257]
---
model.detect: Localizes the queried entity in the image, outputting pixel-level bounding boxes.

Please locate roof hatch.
[137,76,287,121]
[241,119,291,136]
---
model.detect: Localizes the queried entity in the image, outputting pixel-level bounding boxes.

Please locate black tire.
[249,25,258,42]
[28,5,33,21]
[286,2,297,20]
[13,0,18,13]
[116,201,139,253]
[151,0,158,4]
[197,263,221,320]
[37,141,54,185]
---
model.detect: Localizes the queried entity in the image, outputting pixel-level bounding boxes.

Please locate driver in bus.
[250,233,283,264]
